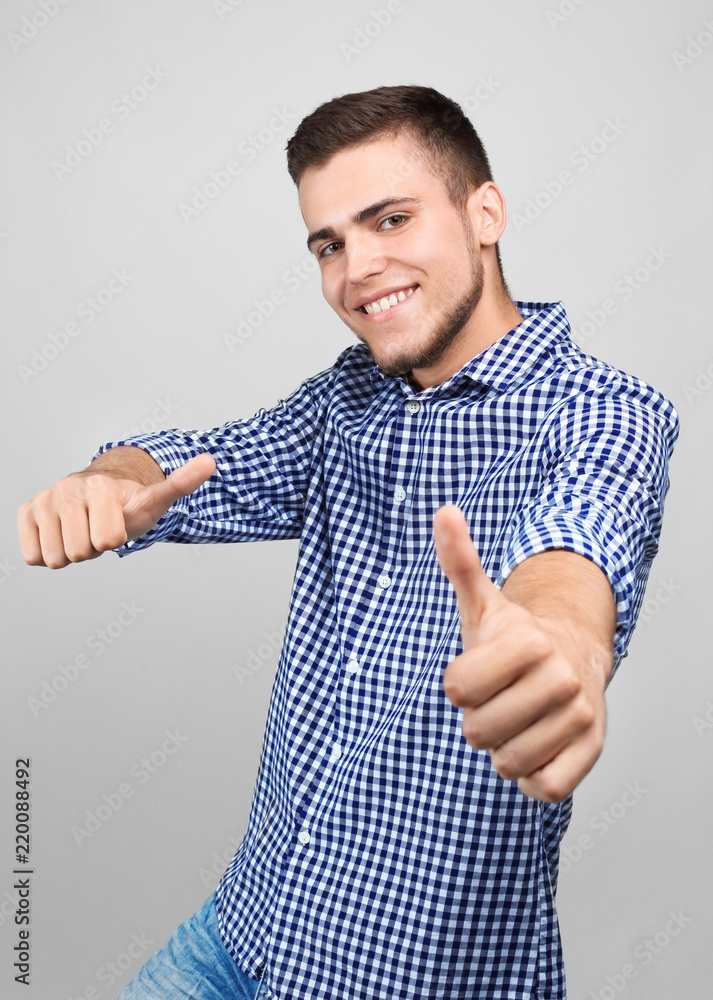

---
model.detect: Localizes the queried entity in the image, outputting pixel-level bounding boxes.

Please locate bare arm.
[18,448,216,569]
[502,546,616,685]
[75,444,167,486]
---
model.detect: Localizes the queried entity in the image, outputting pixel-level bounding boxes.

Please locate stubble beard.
[359,226,485,379]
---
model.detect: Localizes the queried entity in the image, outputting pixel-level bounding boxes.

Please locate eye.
[318,241,342,259]
[380,214,407,230]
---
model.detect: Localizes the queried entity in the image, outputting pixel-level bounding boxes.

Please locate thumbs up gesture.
[18,452,217,569]
[433,505,614,803]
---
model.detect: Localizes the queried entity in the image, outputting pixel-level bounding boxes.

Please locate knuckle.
[54,476,73,496]
[589,730,604,760]
[65,545,91,564]
[92,531,125,552]
[55,476,85,503]
[45,554,69,570]
[551,670,581,705]
[569,695,595,732]
[32,488,54,513]
[82,473,110,492]
[534,773,571,803]
[493,754,518,781]
[527,627,555,660]
[442,675,460,703]
[490,741,519,779]
[512,620,553,661]
[442,665,464,704]
[462,716,487,748]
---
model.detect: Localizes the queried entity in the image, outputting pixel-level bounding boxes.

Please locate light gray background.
[1,1,710,997]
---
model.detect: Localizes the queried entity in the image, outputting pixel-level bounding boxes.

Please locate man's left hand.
[433,505,614,803]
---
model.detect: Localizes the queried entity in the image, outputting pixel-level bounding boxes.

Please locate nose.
[344,234,387,286]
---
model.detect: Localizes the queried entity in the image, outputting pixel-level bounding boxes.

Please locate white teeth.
[362,286,416,314]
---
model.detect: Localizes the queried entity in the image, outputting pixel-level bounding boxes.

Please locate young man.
[18,87,678,999]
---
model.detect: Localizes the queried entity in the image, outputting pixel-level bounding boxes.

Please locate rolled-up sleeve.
[92,364,337,556]
[495,376,679,668]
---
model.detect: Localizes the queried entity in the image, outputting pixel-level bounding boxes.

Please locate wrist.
[536,614,613,689]
[76,446,165,488]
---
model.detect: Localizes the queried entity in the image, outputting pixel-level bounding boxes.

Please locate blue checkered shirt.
[99,301,678,999]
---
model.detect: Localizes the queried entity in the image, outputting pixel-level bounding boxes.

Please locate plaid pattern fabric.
[98,301,678,999]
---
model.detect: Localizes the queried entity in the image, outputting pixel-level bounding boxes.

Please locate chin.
[355,330,419,373]
[360,343,411,377]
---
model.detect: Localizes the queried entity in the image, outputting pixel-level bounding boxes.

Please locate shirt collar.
[368,301,573,396]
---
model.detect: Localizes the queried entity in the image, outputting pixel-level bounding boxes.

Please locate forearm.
[78,445,165,487]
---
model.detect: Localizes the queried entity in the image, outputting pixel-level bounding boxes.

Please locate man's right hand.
[17,452,217,569]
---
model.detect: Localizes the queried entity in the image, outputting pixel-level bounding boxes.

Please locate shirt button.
[297,828,310,845]
[330,744,342,762]
[394,486,407,502]
[377,574,392,589]
[346,658,360,674]
[406,399,421,414]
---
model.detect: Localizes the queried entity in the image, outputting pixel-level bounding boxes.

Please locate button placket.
[377,395,422,596]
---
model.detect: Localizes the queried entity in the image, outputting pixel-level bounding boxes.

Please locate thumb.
[125,453,217,538]
[433,505,503,647]
[161,453,217,503]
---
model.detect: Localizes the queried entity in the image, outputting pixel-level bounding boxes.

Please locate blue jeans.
[118,894,265,999]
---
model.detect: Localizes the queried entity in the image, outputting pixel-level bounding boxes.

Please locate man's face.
[299,135,486,388]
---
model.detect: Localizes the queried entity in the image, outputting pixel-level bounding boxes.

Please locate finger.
[88,497,128,553]
[17,503,45,566]
[36,515,70,569]
[56,500,100,563]
[150,453,216,505]
[433,505,502,645]
[60,476,130,558]
[24,492,73,569]
[443,620,554,707]
[453,653,569,744]
[487,695,597,787]
[463,686,571,760]
[66,474,131,553]
[516,731,603,803]
[132,453,217,530]
[59,498,124,561]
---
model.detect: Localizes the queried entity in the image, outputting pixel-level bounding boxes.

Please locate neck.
[411,290,524,390]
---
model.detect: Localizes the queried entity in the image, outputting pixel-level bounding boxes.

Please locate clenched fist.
[18,449,216,569]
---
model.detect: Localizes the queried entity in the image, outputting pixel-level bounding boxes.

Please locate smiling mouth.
[358,285,417,315]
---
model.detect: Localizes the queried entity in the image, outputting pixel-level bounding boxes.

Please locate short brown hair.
[286,84,507,285]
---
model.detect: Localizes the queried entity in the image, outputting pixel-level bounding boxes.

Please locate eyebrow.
[306,196,422,252]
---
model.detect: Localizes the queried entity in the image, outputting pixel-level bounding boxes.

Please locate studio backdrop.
[1,1,710,997]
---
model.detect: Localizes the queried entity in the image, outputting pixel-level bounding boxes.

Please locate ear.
[466,181,508,248]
